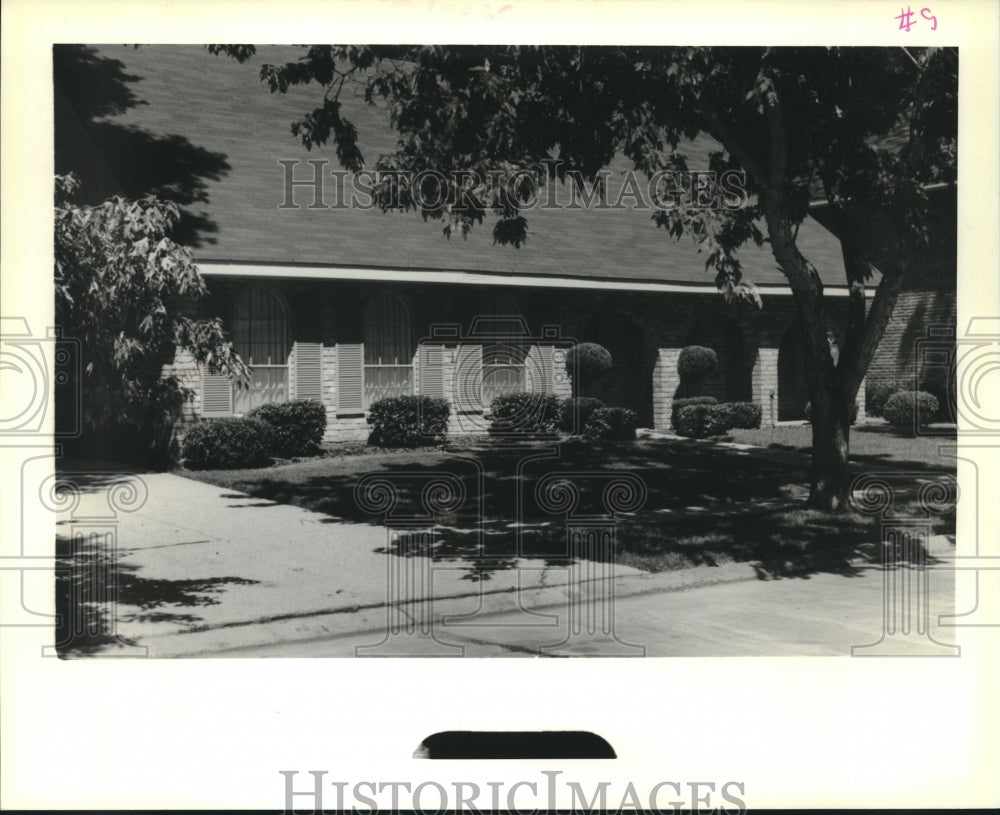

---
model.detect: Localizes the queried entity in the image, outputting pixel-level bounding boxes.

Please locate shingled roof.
[61,45,849,288]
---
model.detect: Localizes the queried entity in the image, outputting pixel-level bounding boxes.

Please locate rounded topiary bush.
[247,399,326,458]
[723,402,763,430]
[583,407,638,441]
[559,396,605,434]
[805,401,859,425]
[564,343,612,396]
[865,380,898,418]
[673,402,761,438]
[368,395,450,448]
[882,390,939,430]
[671,396,718,428]
[677,345,718,380]
[182,417,275,470]
[673,404,728,438]
[489,392,562,435]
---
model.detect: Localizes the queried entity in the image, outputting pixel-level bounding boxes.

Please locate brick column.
[751,347,779,427]
[652,348,682,431]
[320,344,337,441]
[551,347,572,398]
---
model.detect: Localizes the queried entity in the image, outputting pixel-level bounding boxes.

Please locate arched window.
[363,291,414,407]
[231,285,291,412]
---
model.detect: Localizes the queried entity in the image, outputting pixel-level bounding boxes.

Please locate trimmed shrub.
[677,345,718,380]
[182,417,274,470]
[674,404,727,438]
[247,399,326,458]
[723,401,763,430]
[671,396,718,429]
[882,390,939,430]
[673,402,761,438]
[559,396,605,434]
[565,343,612,396]
[489,392,562,435]
[805,401,859,425]
[865,380,898,418]
[583,407,639,441]
[368,395,450,448]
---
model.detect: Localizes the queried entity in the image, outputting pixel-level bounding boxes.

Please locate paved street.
[210,559,959,658]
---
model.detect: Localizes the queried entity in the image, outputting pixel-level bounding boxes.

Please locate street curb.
[116,534,955,658]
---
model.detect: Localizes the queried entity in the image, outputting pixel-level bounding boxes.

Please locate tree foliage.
[55,174,249,446]
[212,44,957,510]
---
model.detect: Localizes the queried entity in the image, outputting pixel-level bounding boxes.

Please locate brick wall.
[857,188,957,416]
[168,271,951,445]
[864,290,957,389]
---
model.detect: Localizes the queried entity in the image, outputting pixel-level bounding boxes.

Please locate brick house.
[57,45,956,443]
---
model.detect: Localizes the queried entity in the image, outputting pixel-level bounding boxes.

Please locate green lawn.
[183,430,956,578]
[724,420,958,469]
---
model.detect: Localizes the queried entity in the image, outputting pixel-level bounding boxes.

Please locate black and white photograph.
[2,0,998,811]
[48,39,962,659]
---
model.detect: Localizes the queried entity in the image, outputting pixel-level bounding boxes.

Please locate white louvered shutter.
[530,345,555,394]
[454,344,483,413]
[293,342,323,400]
[201,368,233,417]
[419,345,445,399]
[336,343,365,414]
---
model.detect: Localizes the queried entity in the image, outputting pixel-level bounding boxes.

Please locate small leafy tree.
[54,174,250,458]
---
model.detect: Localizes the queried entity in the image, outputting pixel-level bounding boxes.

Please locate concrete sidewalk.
[55,467,957,658]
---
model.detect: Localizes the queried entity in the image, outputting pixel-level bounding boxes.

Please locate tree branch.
[701,107,768,188]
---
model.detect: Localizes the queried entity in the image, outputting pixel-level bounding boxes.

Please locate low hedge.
[674,401,761,438]
[559,396,605,434]
[247,399,326,458]
[671,396,718,429]
[368,395,451,448]
[882,390,939,430]
[182,417,275,470]
[583,407,638,441]
[804,400,859,425]
[865,380,898,418]
[489,392,562,435]
[723,401,763,430]
[674,405,728,438]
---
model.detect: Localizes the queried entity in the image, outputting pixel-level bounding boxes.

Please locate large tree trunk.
[759,194,860,512]
[806,376,853,511]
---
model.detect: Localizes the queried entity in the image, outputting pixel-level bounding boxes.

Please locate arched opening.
[364,290,415,407]
[682,314,750,402]
[478,291,529,405]
[231,284,292,412]
[778,322,810,420]
[586,310,653,428]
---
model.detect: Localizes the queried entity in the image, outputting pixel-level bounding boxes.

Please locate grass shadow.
[186,437,956,582]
